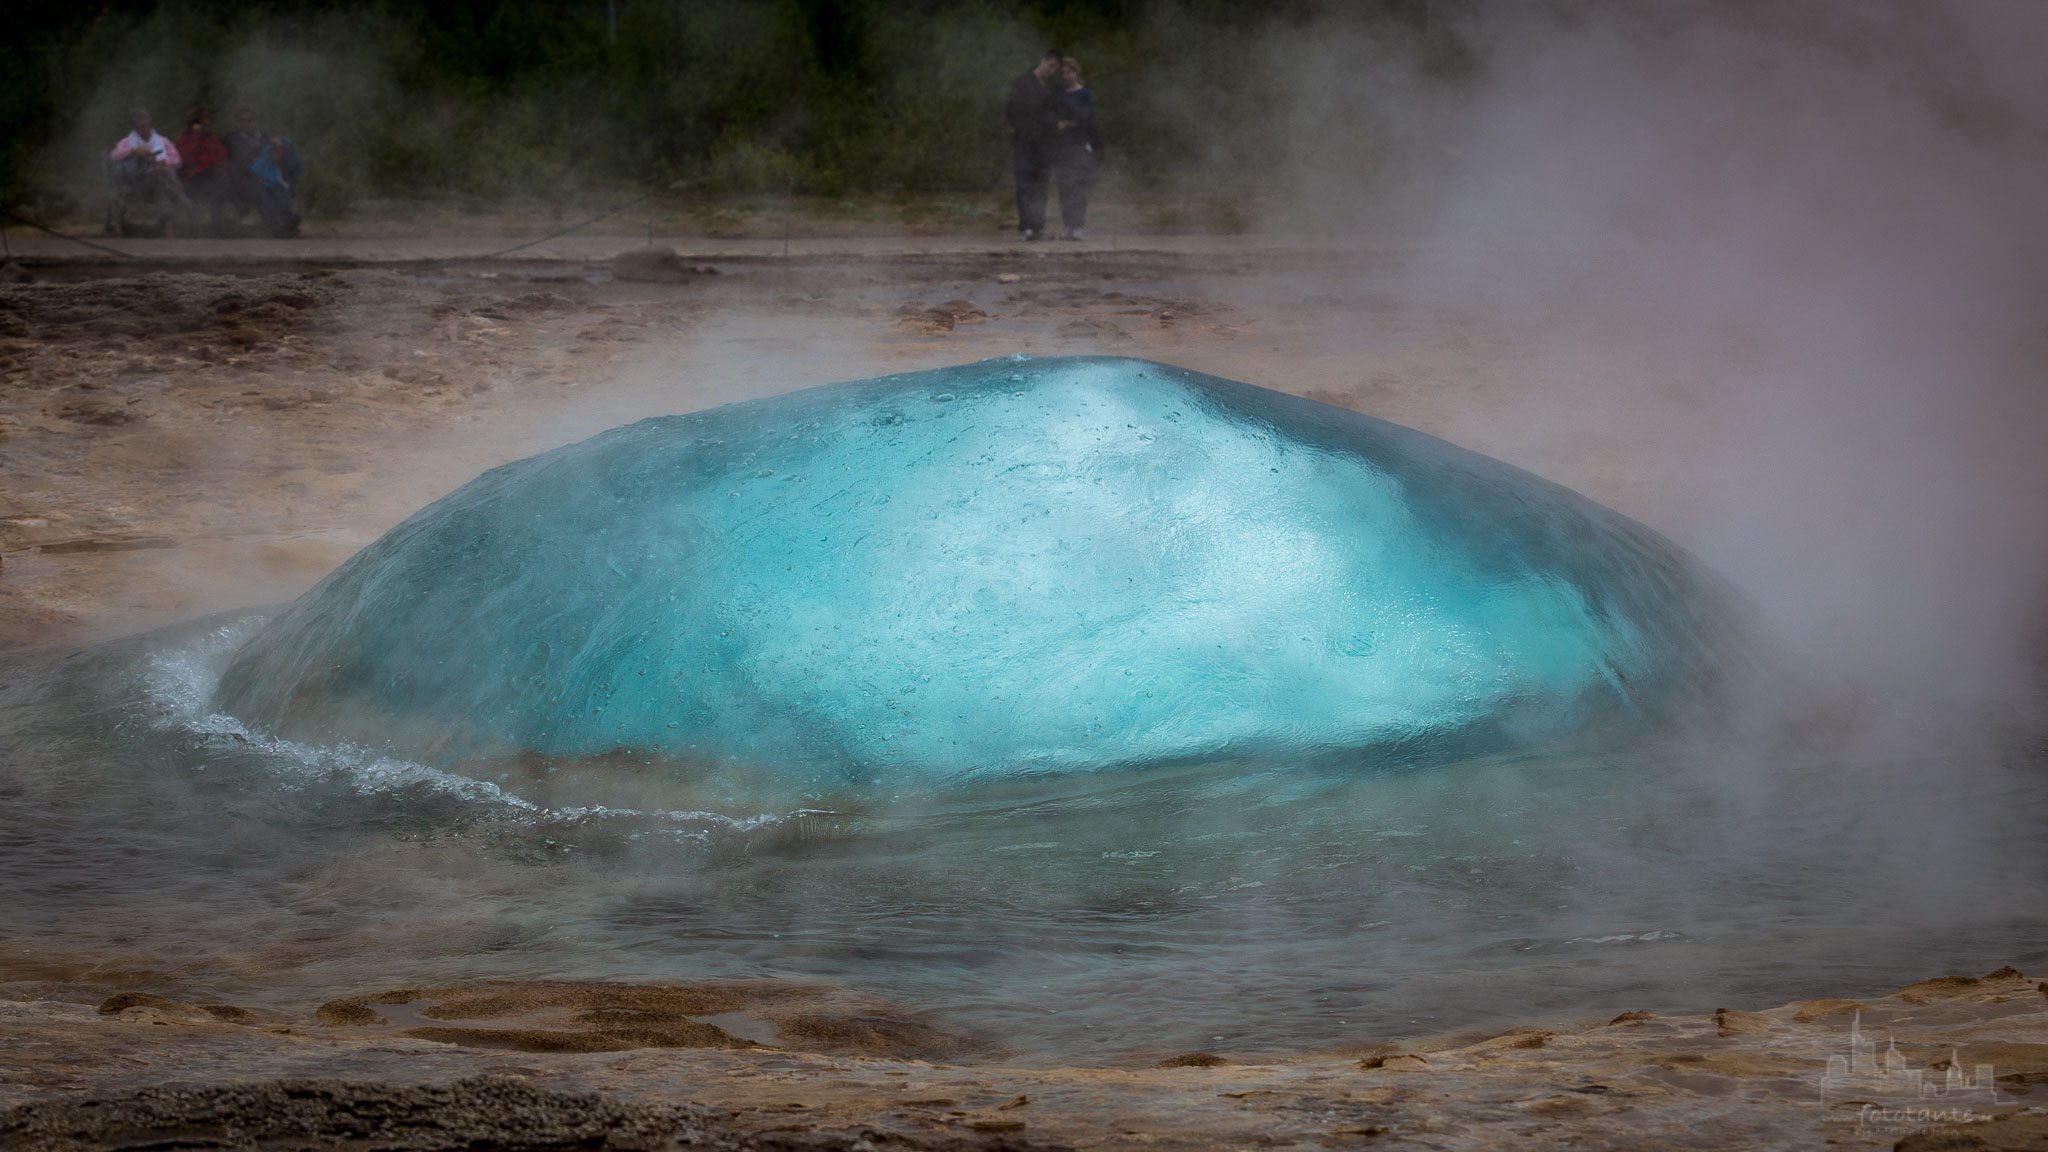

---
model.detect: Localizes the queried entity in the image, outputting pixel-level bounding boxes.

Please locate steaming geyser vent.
[215,356,1730,785]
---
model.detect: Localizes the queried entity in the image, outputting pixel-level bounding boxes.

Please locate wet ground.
[2,238,2045,1150]
[4,968,2047,1149]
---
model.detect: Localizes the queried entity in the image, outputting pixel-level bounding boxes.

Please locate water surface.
[2,615,2043,1061]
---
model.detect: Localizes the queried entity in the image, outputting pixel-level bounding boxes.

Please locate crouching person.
[106,109,189,236]
[248,135,303,239]
[223,107,301,238]
[174,108,230,236]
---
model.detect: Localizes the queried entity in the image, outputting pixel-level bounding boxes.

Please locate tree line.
[4,0,1435,215]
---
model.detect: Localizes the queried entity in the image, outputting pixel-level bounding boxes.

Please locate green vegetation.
[4,0,1435,220]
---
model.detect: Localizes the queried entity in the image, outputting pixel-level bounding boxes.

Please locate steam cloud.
[1315,1,2048,720]
[1370,0,2048,940]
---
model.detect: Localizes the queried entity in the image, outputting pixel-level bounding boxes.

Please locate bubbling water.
[213,356,1735,802]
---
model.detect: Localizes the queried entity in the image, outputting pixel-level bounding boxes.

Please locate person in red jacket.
[174,108,229,235]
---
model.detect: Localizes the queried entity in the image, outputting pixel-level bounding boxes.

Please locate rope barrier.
[1,209,142,261]
[5,186,672,266]
[472,190,660,260]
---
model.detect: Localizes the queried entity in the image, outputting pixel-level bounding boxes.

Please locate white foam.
[137,616,796,838]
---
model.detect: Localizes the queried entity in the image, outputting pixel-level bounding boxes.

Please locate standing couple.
[1006,49,1104,241]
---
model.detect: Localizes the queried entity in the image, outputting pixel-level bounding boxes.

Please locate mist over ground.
[1332,0,2048,942]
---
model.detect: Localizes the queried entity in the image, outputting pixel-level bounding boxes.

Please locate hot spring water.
[2,357,2041,1059]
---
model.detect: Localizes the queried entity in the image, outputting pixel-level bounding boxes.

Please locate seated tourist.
[248,134,303,238]
[222,106,267,229]
[107,108,188,236]
[174,107,229,235]
[219,107,301,238]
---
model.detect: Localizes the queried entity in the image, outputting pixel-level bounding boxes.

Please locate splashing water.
[214,356,1731,797]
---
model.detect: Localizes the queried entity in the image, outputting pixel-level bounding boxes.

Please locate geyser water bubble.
[215,356,1733,791]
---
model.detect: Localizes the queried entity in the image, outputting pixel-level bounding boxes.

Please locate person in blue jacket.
[248,134,303,238]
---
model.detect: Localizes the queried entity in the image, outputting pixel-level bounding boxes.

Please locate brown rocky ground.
[2,967,2045,1150]
[2,244,2040,1149]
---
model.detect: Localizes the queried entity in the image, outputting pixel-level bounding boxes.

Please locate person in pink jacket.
[107,108,189,236]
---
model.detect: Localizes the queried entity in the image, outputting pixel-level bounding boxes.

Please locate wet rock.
[1901,974,1992,1004]
[895,300,988,334]
[38,535,176,555]
[94,992,251,1023]
[404,1021,746,1053]
[0,1075,713,1151]
[414,980,805,1020]
[772,1014,985,1060]
[52,399,139,426]
[1476,1028,1553,1051]
[608,247,715,283]
[1712,1007,1772,1037]
[1153,1051,1229,1069]
[313,998,383,1026]
[309,980,979,1061]
[1790,998,1862,1023]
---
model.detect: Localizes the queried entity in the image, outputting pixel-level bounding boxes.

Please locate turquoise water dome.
[215,357,1730,787]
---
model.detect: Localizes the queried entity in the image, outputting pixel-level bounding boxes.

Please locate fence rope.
[4,188,672,266]
[472,190,661,260]
[1,209,142,261]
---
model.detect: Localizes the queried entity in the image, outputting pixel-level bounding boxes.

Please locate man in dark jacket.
[1005,50,1064,241]
[223,105,268,229]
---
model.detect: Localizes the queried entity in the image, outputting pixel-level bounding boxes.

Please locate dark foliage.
[4,0,1433,213]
